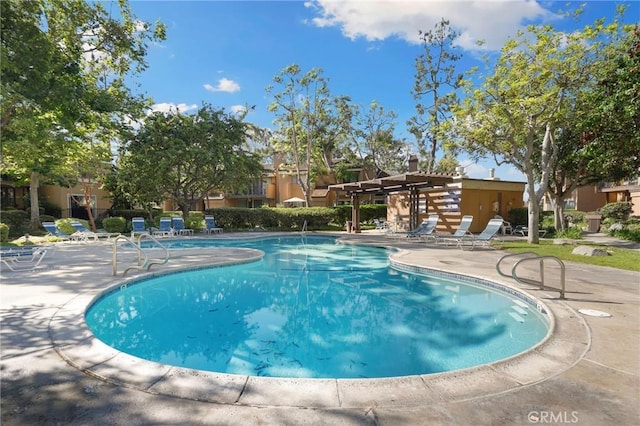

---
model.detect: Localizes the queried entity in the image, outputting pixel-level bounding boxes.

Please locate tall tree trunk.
[29,171,41,232]
[551,196,567,232]
[82,183,98,232]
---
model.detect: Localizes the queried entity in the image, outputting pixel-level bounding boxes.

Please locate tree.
[341,100,406,179]
[267,65,349,206]
[117,104,264,219]
[455,16,614,243]
[407,19,464,173]
[547,21,640,230]
[1,0,165,230]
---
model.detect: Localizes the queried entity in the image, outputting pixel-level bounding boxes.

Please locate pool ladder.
[496,252,566,299]
[112,234,170,276]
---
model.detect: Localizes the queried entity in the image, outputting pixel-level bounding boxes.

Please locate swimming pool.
[86,236,549,379]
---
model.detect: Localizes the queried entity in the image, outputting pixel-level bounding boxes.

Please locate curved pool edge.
[49,243,590,410]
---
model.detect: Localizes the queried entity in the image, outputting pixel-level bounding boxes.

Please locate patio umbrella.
[283,197,306,206]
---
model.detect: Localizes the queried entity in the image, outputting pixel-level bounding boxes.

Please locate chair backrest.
[131,217,146,232]
[478,218,504,240]
[410,214,439,235]
[70,221,88,233]
[172,217,185,230]
[42,222,67,237]
[204,216,216,229]
[158,217,172,231]
[452,215,474,237]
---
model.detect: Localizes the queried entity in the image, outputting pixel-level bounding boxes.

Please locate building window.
[69,195,96,219]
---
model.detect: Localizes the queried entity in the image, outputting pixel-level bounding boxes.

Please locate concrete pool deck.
[1,232,638,425]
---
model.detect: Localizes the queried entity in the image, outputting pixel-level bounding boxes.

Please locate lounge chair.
[172,217,193,236]
[153,217,174,237]
[434,215,474,245]
[131,217,150,238]
[494,215,513,235]
[70,221,120,241]
[202,216,223,234]
[0,246,48,271]
[451,218,504,250]
[374,218,388,231]
[42,222,81,242]
[397,214,438,240]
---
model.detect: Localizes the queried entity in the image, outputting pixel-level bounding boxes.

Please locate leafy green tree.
[408,19,464,173]
[547,21,640,230]
[341,100,406,179]
[455,14,616,243]
[267,65,348,206]
[1,0,165,230]
[117,104,264,219]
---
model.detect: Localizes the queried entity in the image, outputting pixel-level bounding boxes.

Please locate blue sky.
[127,0,638,181]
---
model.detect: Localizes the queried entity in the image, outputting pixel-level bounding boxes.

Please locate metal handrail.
[301,220,308,234]
[112,234,170,276]
[496,252,540,278]
[497,252,566,299]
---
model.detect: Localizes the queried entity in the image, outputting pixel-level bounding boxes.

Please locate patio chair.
[71,221,121,241]
[374,218,388,231]
[131,217,150,238]
[434,215,474,245]
[202,216,223,234]
[392,214,438,240]
[42,222,82,242]
[494,215,513,235]
[0,246,48,271]
[453,218,504,250]
[172,217,193,236]
[153,217,174,237]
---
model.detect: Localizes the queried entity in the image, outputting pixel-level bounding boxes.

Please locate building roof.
[328,172,454,194]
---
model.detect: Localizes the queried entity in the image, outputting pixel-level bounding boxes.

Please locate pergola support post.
[351,193,361,233]
[409,188,419,230]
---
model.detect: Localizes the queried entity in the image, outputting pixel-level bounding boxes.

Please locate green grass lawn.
[499,240,640,272]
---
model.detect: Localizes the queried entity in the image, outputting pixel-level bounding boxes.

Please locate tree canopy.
[116,104,264,219]
[454,10,634,242]
[1,0,165,229]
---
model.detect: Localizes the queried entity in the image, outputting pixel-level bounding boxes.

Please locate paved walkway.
[1,232,638,425]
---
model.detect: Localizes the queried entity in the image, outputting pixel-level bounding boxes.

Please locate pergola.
[329,172,454,232]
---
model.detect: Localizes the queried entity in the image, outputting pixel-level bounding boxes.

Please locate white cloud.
[305,0,557,50]
[230,105,247,114]
[204,78,241,93]
[149,102,198,114]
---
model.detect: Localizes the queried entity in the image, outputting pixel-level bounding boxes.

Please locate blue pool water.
[86,236,549,379]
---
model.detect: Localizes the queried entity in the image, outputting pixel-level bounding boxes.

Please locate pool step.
[509,312,525,323]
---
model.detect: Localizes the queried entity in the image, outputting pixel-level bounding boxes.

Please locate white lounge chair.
[400,214,439,240]
[0,246,48,271]
[172,217,193,236]
[434,215,474,245]
[153,217,174,237]
[42,221,83,242]
[202,216,223,234]
[374,218,388,231]
[131,217,150,238]
[453,218,504,250]
[70,221,120,241]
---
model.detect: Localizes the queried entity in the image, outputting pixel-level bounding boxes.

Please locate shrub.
[0,210,29,237]
[564,210,586,224]
[103,216,127,233]
[0,223,9,243]
[56,218,77,235]
[555,226,583,239]
[599,202,633,221]
[507,207,528,226]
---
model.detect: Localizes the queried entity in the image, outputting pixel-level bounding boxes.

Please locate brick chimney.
[408,155,418,172]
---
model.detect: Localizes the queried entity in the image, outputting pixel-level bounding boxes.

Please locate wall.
[40,183,112,218]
